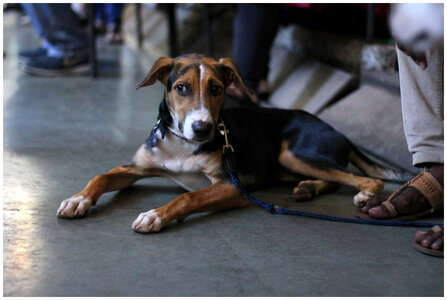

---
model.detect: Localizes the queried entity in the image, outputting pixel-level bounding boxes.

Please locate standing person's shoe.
[18,47,48,63]
[20,55,90,76]
[105,23,124,44]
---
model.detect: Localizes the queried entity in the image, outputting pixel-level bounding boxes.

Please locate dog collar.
[166,126,192,143]
[151,117,198,145]
[151,118,230,149]
[150,117,194,146]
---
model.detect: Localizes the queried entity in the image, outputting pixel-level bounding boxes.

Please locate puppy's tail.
[349,146,415,183]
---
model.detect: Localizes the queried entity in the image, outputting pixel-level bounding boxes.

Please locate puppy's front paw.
[57,195,92,218]
[132,210,166,233]
[353,191,375,208]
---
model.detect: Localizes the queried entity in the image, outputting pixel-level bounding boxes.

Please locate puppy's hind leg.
[278,143,384,207]
[293,180,341,201]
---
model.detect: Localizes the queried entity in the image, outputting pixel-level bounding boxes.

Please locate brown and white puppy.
[57,54,390,233]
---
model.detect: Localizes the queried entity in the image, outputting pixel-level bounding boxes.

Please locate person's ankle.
[429,164,444,186]
[419,163,444,186]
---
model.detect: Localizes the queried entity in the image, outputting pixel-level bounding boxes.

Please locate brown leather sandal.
[355,171,444,221]
[413,225,444,258]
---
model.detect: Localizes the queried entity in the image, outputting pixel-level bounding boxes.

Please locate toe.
[361,194,385,213]
[414,230,430,243]
[62,201,76,218]
[368,205,392,219]
[57,200,69,216]
[74,200,88,217]
[140,215,153,232]
[132,213,145,228]
[421,230,443,248]
[431,236,444,250]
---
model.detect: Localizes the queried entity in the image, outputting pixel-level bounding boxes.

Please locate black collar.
[150,117,216,146]
[165,124,194,143]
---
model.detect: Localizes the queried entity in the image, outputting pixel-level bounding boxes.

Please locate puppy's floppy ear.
[137,57,174,89]
[219,58,256,102]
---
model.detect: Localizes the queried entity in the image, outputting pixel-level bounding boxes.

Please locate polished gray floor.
[3,11,443,296]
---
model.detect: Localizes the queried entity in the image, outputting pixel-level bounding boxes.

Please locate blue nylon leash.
[218,121,443,228]
[229,172,443,228]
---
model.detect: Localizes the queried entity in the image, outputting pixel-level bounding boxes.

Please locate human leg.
[231,4,281,93]
[20,4,89,75]
[94,3,106,32]
[361,46,444,220]
[104,4,124,44]
[21,4,88,58]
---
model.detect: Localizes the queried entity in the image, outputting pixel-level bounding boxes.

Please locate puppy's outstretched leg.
[132,182,250,233]
[57,164,154,218]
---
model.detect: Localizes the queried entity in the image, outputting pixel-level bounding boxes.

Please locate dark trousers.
[232,4,298,90]
[232,4,390,90]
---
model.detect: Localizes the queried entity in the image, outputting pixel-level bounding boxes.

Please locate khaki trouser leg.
[397,46,444,166]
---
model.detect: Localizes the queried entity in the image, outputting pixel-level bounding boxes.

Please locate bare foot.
[415,226,444,251]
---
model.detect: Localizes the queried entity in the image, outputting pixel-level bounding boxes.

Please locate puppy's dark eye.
[211,85,223,96]
[175,84,189,96]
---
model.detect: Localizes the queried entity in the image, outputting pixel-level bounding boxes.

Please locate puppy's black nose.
[192,121,213,138]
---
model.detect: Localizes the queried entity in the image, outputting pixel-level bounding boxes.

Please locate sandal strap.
[379,176,413,217]
[382,200,398,217]
[410,171,444,213]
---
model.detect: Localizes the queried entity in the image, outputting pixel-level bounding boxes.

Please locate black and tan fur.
[57,54,389,233]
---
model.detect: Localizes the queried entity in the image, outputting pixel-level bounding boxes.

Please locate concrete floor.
[3,11,443,296]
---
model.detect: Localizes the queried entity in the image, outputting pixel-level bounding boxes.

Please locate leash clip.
[218,121,234,154]
[153,118,161,131]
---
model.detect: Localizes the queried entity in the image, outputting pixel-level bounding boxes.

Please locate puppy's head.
[137,54,254,143]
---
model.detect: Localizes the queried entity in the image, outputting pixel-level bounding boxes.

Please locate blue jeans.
[21,4,88,59]
[95,4,124,27]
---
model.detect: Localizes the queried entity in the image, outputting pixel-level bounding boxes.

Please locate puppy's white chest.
[150,132,214,173]
[163,155,207,173]
[133,131,223,182]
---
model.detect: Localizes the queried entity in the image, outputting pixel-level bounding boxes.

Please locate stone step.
[267,45,305,92]
[273,25,399,76]
[268,59,355,114]
[318,84,418,176]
